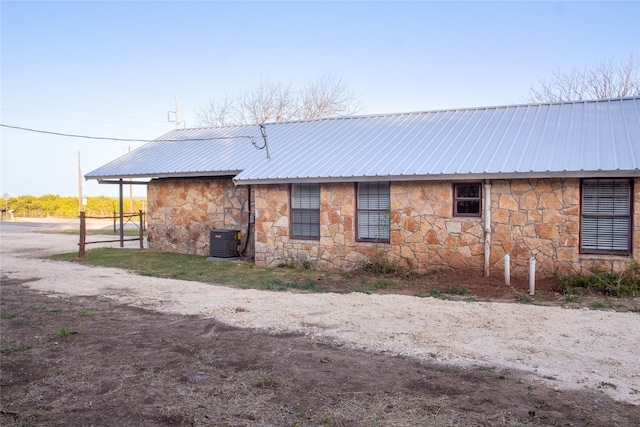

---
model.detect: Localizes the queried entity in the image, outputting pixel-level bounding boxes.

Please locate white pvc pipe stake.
[504,254,511,286]
[529,257,536,296]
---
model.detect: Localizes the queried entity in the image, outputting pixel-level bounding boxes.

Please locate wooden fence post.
[79,211,86,258]
[139,210,144,249]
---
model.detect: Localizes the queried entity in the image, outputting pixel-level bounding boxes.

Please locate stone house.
[86,97,640,279]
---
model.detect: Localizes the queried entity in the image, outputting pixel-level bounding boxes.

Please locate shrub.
[560,262,640,297]
[361,259,402,275]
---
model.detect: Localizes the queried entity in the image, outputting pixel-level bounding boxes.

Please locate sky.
[1,0,639,199]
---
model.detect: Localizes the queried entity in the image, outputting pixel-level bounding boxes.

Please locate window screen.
[291,183,320,239]
[581,179,631,254]
[357,182,390,242]
[454,183,481,216]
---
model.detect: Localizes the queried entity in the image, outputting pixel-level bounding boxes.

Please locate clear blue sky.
[1,1,639,198]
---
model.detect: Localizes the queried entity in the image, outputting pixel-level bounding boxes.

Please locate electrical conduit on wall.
[484,181,492,277]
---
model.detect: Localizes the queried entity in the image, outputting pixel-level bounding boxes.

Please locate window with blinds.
[580,179,632,255]
[357,182,390,242]
[291,183,320,239]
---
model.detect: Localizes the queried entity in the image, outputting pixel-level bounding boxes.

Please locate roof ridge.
[182,96,640,130]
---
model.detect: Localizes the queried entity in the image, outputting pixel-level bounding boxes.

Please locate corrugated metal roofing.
[86,97,640,184]
[85,125,265,179]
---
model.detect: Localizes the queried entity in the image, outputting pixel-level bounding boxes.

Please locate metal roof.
[85,125,265,180]
[86,97,640,184]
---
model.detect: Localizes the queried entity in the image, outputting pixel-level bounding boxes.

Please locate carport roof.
[86,97,640,184]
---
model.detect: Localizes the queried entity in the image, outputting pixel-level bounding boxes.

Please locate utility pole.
[174,96,179,129]
[167,96,184,128]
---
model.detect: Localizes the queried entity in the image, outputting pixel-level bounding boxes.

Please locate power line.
[0,123,258,143]
[1,108,166,130]
[1,96,168,124]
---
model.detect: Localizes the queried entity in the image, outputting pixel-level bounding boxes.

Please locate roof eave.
[86,170,243,181]
[233,169,640,185]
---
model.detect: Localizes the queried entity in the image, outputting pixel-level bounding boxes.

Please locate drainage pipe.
[504,254,511,286]
[529,257,536,296]
[483,181,492,277]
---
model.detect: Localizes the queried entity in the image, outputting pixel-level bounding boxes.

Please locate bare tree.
[195,73,360,126]
[527,54,640,103]
[298,73,360,119]
[237,79,295,124]
[194,97,236,127]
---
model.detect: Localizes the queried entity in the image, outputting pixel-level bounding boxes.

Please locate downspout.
[240,185,253,258]
[484,180,492,277]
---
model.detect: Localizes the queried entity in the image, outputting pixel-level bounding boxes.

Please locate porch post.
[119,179,124,247]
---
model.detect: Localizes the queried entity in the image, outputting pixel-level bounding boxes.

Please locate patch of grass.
[560,261,640,297]
[255,376,279,388]
[1,344,32,354]
[515,293,532,304]
[79,308,96,318]
[1,310,16,319]
[56,326,71,338]
[251,278,325,293]
[564,294,579,303]
[361,259,403,275]
[367,279,397,290]
[447,284,469,296]
[425,289,452,300]
[50,248,327,291]
[598,381,617,390]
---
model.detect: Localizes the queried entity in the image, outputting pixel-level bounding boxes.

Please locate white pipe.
[504,254,511,286]
[483,182,492,277]
[529,257,536,296]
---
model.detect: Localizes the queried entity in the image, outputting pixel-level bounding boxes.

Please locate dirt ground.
[1,228,639,426]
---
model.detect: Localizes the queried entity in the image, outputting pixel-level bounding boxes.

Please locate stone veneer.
[147,178,250,255]
[254,178,640,278]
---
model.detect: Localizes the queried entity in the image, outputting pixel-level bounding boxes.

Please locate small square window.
[454,183,481,217]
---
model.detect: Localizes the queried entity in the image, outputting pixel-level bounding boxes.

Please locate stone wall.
[253,178,640,277]
[147,178,250,256]
[489,178,579,278]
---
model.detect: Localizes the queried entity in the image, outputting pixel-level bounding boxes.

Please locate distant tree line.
[3,195,146,218]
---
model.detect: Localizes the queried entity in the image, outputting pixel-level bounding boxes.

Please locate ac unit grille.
[209,229,240,258]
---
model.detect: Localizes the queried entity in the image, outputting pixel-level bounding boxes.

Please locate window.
[581,179,632,255]
[454,183,481,217]
[357,182,390,242]
[291,183,320,239]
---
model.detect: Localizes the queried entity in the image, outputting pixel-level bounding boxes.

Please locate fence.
[78,211,145,258]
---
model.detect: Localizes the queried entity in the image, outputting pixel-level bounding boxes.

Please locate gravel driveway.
[1,227,638,405]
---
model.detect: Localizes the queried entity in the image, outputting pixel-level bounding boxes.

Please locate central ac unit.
[209,229,240,258]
